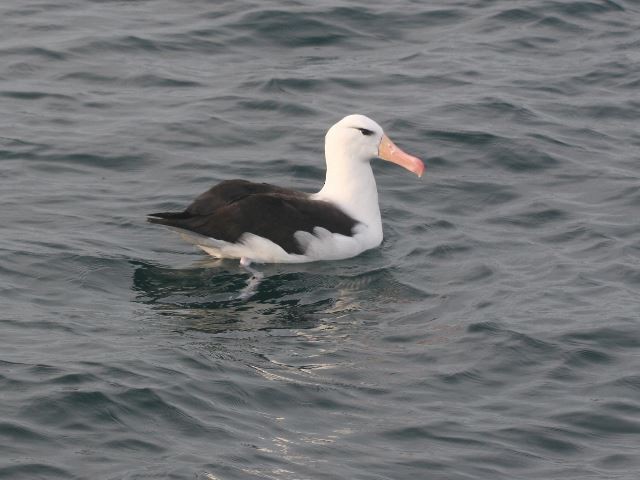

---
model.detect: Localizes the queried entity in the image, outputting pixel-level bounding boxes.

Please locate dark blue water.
[2,1,640,478]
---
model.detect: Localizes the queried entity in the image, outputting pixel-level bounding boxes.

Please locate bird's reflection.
[131,254,426,334]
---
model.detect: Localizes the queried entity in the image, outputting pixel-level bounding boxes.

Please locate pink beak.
[378,134,425,178]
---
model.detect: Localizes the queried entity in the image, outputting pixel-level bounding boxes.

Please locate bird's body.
[148,114,424,264]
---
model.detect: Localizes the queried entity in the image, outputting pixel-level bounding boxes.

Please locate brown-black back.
[148,179,358,255]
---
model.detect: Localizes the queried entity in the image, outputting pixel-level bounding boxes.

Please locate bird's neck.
[314,153,382,232]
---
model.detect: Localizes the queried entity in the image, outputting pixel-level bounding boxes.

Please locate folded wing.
[148,179,357,255]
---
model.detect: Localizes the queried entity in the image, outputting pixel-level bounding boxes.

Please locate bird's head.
[325,114,424,177]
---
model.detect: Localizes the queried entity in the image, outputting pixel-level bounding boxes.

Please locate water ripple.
[3,0,640,479]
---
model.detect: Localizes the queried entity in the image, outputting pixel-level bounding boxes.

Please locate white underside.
[174,223,381,264]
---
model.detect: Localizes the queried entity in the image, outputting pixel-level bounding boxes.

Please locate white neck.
[313,150,382,235]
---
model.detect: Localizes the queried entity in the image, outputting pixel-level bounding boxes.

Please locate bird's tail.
[147,211,192,227]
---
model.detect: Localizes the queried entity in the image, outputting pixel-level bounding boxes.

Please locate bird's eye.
[357,128,374,136]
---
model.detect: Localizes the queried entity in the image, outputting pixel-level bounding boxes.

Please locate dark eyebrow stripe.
[355,127,374,136]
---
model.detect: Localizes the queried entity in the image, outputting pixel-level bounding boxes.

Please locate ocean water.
[2,0,640,478]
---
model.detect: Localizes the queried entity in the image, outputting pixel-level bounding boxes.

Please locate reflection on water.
[131,259,427,334]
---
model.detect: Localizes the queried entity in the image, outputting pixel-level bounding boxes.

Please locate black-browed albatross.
[148,114,424,265]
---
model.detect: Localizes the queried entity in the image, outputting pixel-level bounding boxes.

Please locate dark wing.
[148,180,357,255]
[184,179,308,216]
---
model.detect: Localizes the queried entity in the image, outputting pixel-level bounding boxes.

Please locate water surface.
[2,1,640,479]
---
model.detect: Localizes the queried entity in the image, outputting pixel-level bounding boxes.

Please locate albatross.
[148,114,424,265]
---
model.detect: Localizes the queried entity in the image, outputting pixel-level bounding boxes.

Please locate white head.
[324,114,424,177]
